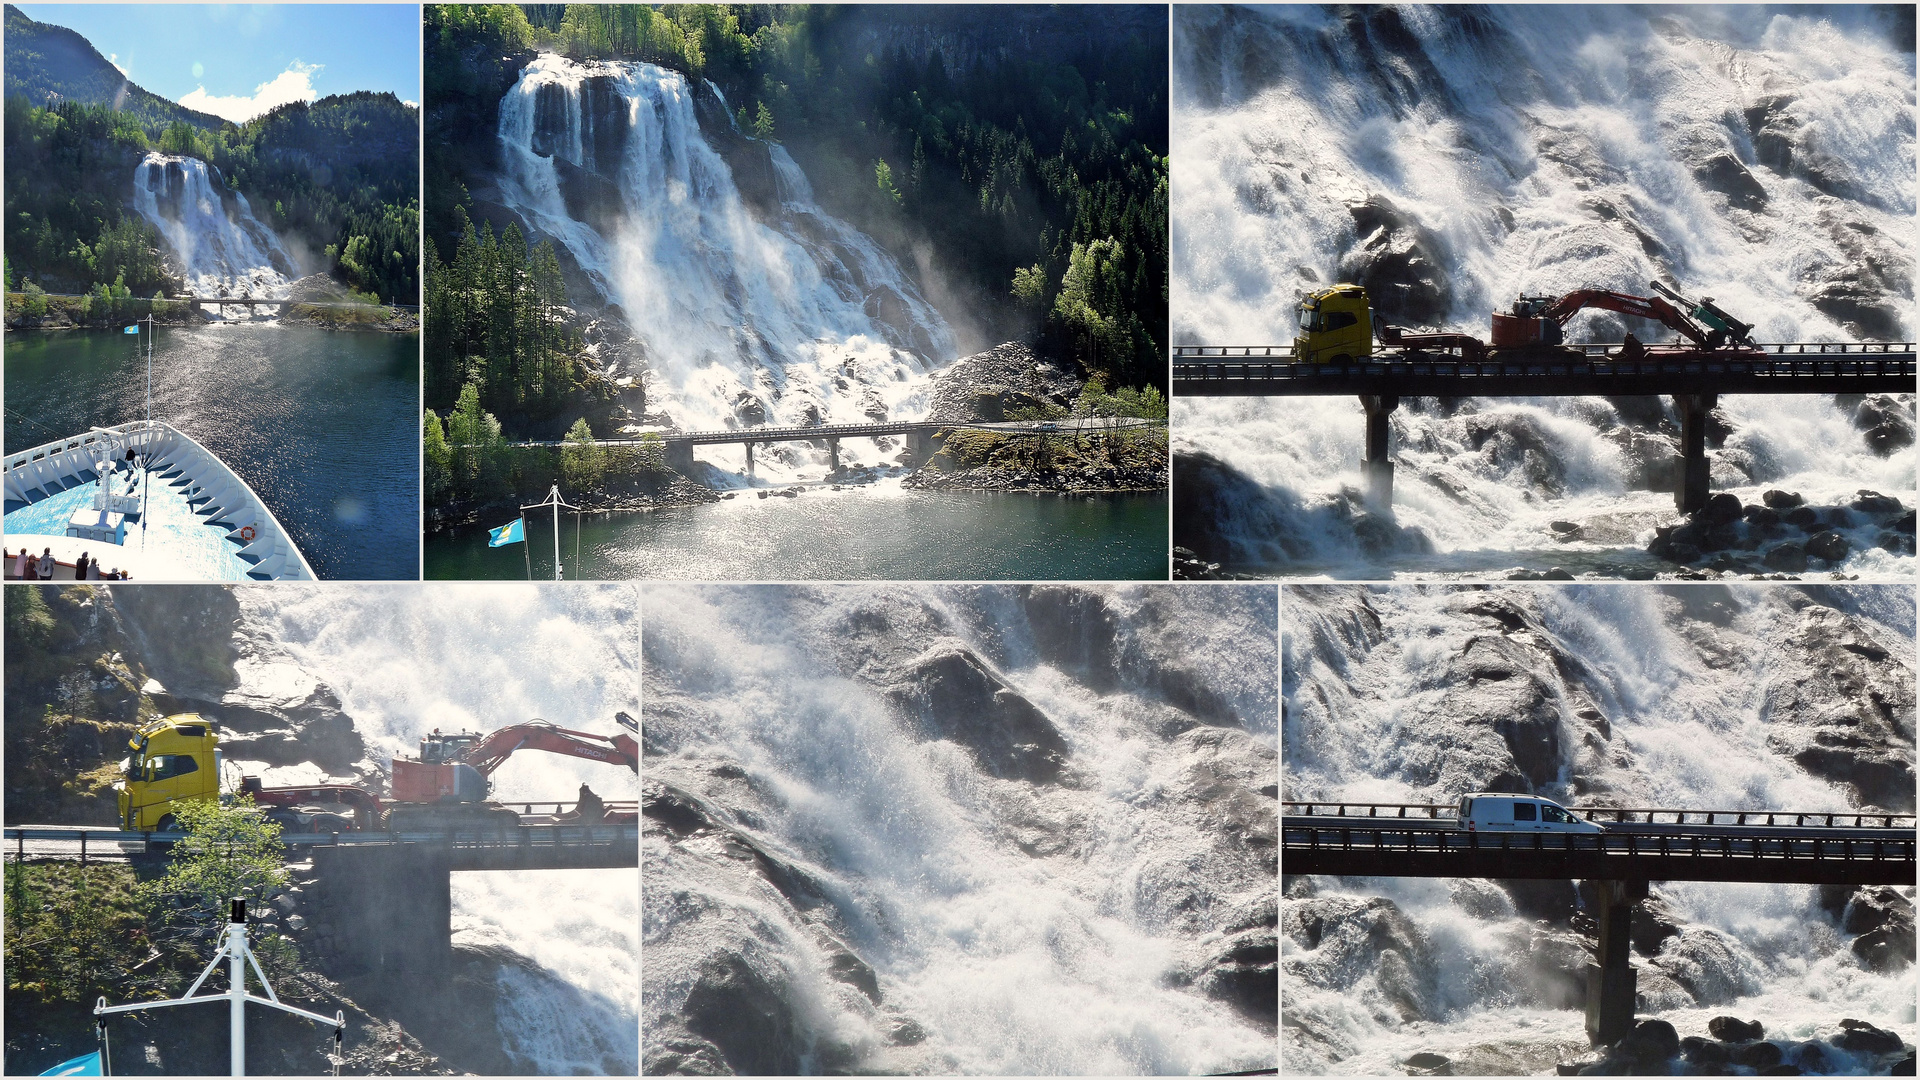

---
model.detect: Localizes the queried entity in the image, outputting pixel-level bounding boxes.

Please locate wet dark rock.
[1762,544,1808,573]
[1851,490,1906,516]
[1805,531,1851,563]
[1693,152,1768,210]
[1338,195,1451,326]
[826,950,882,1005]
[1835,1019,1905,1055]
[1631,895,1683,957]
[1730,1040,1783,1069]
[1282,895,1436,1021]
[1783,506,1820,528]
[641,782,713,837]
[1020,586,1122,692]
[1698,492,1744,528]
[1757,1065,1802,1076]
[1405,1052,1450,1070]
[1744,94,1799,174]
[680,953,803,1076]
[1600,427,1680,491]
[1745,505,1780,526]
[1763,489,1805,509]
[1619,1019,1680,1066]
[1648,927,1758,1006]
[1682,1036,1731,1064]
[884,646,1070,783]
[1502,878,1577,922]
[1891,1050,1917,1075]
[1708,1016,1765,1042]
[1197,927,1278,1028]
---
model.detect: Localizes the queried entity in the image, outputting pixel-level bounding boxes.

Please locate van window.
[1459,798,1472,819]
[1542,804,1574,824]
[1512,802,1537,821]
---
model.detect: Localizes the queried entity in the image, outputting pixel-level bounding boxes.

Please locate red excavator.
[231,712,639,833]
[1375,280,1758,359]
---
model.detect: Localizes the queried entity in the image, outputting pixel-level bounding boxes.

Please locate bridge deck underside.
[1286,836,1915,885]
[1173,360,1917,397]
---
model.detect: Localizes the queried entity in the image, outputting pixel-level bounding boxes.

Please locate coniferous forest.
[424,3,1170,419]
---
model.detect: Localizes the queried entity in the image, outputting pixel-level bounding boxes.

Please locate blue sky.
[17,4,420,121]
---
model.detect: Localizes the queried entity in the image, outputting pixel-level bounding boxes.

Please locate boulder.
[1851,395,1915,456]
[1693,152,1768,211]
[1851,490,1906,516]
[884,646,1070,783]
[1835,1019,1905,1055]
[1338,195,1452,326]
[1681,1036,1731,1064]
[1762,489,1805,509]
[1805,531,1850,563]
[1708,1016,1765,1042]
[680,953,804,1076]
[1729,1041,1783,1069]
[1196,927,1278,1028]
[1762,544,1808,573]
[1618,1019,1680,1067]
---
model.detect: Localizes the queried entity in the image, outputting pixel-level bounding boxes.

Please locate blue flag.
[40,1052,101,1076]
[123,325,139,334]
[488,518,525,547]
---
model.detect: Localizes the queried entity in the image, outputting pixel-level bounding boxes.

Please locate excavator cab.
[116,714,221,831]
[1491,295,1565,347]
[1293,284,1374,363]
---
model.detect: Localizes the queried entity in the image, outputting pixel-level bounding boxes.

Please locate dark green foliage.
[3,4,225,132]
[423,215,584,425]
[4,862,158,1005]
[6,10,420,303]
[425,4,1169,392]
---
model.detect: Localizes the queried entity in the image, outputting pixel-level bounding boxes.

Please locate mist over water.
[1171,6,1916,577]
[496,56,957,483]
[1282,584,1916,1074]
[131,153,296,309]
[234,585,640,1074]
[643,585,1278,1075]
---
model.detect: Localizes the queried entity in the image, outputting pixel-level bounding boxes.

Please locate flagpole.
[522,517,531,580]
[519,486,578,582]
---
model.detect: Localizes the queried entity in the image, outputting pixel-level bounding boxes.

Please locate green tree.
[1012,263,1047,311]
[560,417,606,492]
[423,410,453,503]
[875,158,902,203]
[752,100,775,141]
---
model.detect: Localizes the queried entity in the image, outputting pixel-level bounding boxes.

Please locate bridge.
[516,417,1163,477]
[21,292,418,313]
[1172,342,1918,511]
[1280,801,1917,1046]
[4,821,639,872]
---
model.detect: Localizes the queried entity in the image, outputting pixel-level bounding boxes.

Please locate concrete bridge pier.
[664,438,695,475]
[1359,395,1399,509]
[906,428,946,467]
[744,442,755,479]
[1674,393,1718,513]
[304,843,451,979]
[826,438,841,473]
[1585,878,1647,1046]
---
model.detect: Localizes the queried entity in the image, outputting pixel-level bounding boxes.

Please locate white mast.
[96,899,344,1077]
[520,484,580,581]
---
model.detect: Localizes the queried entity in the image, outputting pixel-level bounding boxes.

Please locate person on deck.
[36,548,54,580]
[9,549,24,579]
[74,552,90,581]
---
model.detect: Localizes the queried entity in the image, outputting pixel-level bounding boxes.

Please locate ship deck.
[4,461,262,580]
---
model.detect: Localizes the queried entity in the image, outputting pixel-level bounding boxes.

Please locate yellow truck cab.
[1294,284,1374,363]
[116,714,221,831]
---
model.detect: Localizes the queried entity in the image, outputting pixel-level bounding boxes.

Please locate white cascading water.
[1171,6,1916,576]
[496,56,957,482]
[1283,584,1916,1074]
[130,153,296,313]
[234,585,640,1075]
[643,585,1279,1074]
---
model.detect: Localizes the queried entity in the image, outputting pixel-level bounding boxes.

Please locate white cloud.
[108,53,129,77]
[179,61,322,123]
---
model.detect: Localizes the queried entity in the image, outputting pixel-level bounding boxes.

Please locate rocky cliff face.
[642,584,1278,1075]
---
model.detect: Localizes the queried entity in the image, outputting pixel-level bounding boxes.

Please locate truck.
[1456,792,1606,834]
[114,712,639,833]
[1291,280,1757,363]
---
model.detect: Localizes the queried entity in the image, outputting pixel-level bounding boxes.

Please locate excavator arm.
[1539,282,1755,350]
[456,719,640,776]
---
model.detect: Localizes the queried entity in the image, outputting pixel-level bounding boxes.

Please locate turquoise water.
[5,325,418,579]
[426,487,1170,580]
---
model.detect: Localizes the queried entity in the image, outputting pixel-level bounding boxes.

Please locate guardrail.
[1173,342,1918,361]
[5,823,639,865]
[1281,801,1915,829]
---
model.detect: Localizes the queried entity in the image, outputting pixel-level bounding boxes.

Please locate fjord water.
[238,585,639,1074]
[643,585,1278,1074]
[5,326,418,579]
[1283,584,1916,1074]
[131,153,296,307]
[424,488,1169,581]
[1172,6,1916,577]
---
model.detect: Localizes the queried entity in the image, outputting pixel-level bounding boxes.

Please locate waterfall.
[495,55,957,453]
[1282,584,1916,1074]
[130,153,296,310]
[1170,6,1916,576]
[235,584,640,1075]
[642,584,1279,1075]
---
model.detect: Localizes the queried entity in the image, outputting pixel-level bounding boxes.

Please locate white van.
[1456,793,1605,834]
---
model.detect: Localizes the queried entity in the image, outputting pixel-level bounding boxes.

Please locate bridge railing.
[4,822,640,864]
[1282,822,1918,862]
[1282,801,1915,828]
[1173,342,1917,361]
